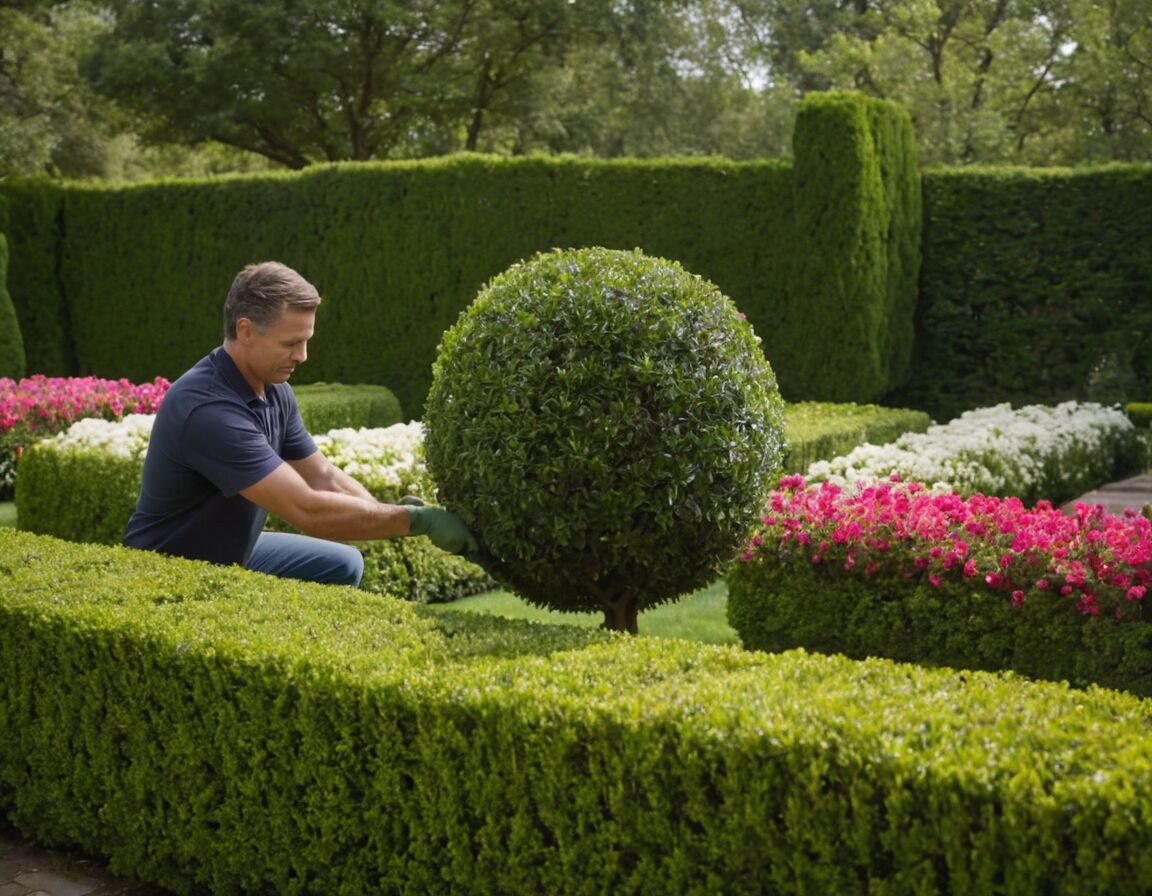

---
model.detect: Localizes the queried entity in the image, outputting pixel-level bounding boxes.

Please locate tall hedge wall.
[20,158,792,416]
[0,180,68,376]
[778,91,921,401]
[888,165,1152,421]
[0,234,26,380]
[1,92,920,414]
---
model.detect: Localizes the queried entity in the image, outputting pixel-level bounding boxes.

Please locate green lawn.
[0,502,14,529]
[423,578,739,645]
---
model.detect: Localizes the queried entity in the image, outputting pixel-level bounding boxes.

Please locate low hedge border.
[4,529,1152,895]
[728,559,1152,696]
[293,382,403,433]
[781,402,930,472]
[728,478,1152,696]
[13,440,490,603]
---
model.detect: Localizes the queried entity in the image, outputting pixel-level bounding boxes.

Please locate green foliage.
[15,442,139,545]
[890,165,1152,421]
[1,155,794,416]
[0,234,27,380]
[292,382,404,433]
[0,179,70,375]
[6,528,1152,894]
[358,538,493,605]
[727,558,1152,698]
[89,0,617,166]
[779,91,921,402]
[784,0,1152,166]
[0,4,126,179]
[781,401,931,473]
[1124,402,1152,428]
[424,247,785,632]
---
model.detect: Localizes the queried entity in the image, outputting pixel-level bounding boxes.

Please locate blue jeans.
[244,532,364,587]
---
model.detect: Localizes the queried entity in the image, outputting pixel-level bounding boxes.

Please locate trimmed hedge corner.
[4,530,1152,894]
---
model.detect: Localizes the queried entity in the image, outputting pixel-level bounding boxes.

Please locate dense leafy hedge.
[4,528,1152,895]
[729,558,1152,697]
[293,382,403,433]
[1125,402,1152,428]
[779,91,921,401]
[0,179,69,375]
[2,92,924,412]
[891,165,1152,420]
[6,158,795,416]
[0,227,26,380]
[780,401,930,472]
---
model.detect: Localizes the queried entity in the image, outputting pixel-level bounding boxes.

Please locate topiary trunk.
[597,592,639,635]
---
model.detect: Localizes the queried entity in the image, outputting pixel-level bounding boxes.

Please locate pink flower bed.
[0,375,170,494]
[742,474,1152,620]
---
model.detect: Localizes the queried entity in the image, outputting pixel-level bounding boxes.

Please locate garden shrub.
[293,382,403,433]
[15,415,152,546]
[424,247,785,632]
[5,528,1152,895]
[897,165,1152,422]
[1124,401,1152,428]
[778,91,921,402]
[728,477,1152,695]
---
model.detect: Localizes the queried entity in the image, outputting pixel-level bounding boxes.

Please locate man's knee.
[328,544,365,587]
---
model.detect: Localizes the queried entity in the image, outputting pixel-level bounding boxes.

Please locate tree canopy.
[1,0,1148,178]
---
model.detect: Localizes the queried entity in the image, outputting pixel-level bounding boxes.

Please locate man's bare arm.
[241,461,409,542]
[288,450,375,500]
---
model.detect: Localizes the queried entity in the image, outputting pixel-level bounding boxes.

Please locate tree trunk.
[599,595,639,634]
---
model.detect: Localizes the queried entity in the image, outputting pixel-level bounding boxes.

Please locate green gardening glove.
[404,503,479,556]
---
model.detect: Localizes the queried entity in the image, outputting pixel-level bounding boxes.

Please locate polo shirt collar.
[211,346,269,408]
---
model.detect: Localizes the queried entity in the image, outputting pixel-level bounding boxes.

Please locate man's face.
[241,306,316,386]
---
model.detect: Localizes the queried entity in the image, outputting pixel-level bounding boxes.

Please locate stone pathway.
[1060,473,1152,517]
[0,828,170,896]
[4,474,1152,894]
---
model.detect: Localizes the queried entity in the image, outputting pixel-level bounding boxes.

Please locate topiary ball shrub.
[423,247,785,633]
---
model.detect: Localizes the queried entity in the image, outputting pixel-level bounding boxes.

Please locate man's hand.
[404,504,479,555]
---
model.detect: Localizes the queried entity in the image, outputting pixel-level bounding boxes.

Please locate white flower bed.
[45,416,431,501]
[312,422,431,499]
[806,401,1135,499]
[46,413,156,460]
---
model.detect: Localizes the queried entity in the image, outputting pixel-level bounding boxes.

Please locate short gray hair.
[223,261,321,339]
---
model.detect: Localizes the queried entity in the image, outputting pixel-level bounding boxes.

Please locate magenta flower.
[0,375,171,494]
[741,476,1152,620]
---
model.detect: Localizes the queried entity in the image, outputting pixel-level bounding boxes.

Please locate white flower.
[311,421,430,499]
[44,416,432,500]
[806,401,1133,498]
[48,413,155,460]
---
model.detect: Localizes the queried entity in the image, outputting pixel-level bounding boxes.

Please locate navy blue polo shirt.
[124,347,317,565]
